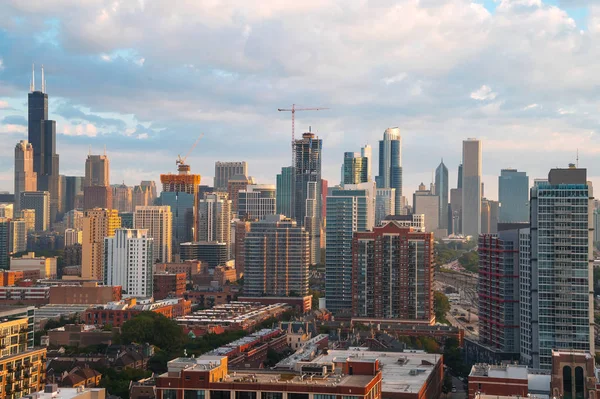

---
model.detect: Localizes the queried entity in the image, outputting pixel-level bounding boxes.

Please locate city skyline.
[0,1,597,201]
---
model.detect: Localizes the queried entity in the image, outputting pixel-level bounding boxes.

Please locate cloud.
[523,103,539,110]
[62,123,98,137]
[470,85,498,101]
[0,58,4,70]
[0,101,9,109]
[2,115,27,126]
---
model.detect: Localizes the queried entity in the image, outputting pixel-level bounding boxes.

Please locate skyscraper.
[0,204,13,219]
[61,176,83,213]
[276,166,294,218]
[376,128,402,214]
[361,144,372,181]
[449,188,462,235]
[134,206,173,263]
[457,164,463,189]
[140,181,157,205]
[325,182,376,314]
[499,169,529,223]
[9,219,27,254]
[20,191,50,232]
[461,139,482,237]
[84,154,110,188]
[0,219,9,269]
[81,208,121,281]
[28,67,60,223]
[342,151,369,185]
[244,215,309,297]
[14,140,37,213]
[237,185,276,220]
[375,188,396,225]
[214,162,248,192]
[413,183,439,234]
[481,198,500,234]
[104,228,153,298]
[435,160,449,231]
[294,132,322,225]
[197,192,232,258]
[112,184,133,212]
[227,175,254,214]
[83,186,112,210]
[520,167,594,369]
[352,221,434,322]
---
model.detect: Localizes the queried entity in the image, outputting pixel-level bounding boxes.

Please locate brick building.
[154,260,206,280]
[153,273,186,300]
[83,298,191,327]
[49,282,122,304]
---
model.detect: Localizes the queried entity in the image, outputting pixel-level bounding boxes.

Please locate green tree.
[434,291,451,324]
[121,312,186,353]
[458,251,479,273]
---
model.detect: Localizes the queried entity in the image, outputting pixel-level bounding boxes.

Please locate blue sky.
[1,0,600,201]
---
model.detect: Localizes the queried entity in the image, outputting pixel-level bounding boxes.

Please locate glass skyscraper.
[499,169,529,223]
[435,160,449,230]
[276,166,294,218]
[376,128,402,214]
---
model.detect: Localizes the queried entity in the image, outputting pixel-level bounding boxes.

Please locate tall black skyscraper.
[435,159,449,230]
[28,65,60,222]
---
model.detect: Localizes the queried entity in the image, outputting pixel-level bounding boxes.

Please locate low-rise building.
[10,252,57,279]
[238,295,312,313]
[61,367,103,388]
[153,272,186,300]
[49,282,122,305]
[28,385,105,399]
[83,298,191,327]
[154,260,206,280]
[47,324,119,347]
[184,286,237,308]
[0,286,50,305]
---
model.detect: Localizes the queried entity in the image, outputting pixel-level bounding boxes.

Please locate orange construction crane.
[278,104,328,164]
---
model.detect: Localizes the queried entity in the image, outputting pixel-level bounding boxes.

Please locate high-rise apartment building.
[20,191,50,232]
[520,167,594,370]
[461,139,482,237]
[384,214,426,232]
[325,182,376,314]
[134,206,172,263]
[84,154,110,188]
[233,220,251,278]
[435,160,449,231]
[64,228,82,247]
[376,128,402,214]
[157,192,194,251]
[276,166,294,218]
[104,229,153,298]
[352,221,434,323]
[61,175,83,213]
[375,188,395,226]
[28,71,60,223]
[179,241,228,268]
[112,184,133,212]
[214,161,248,192]
[343,149,370,185]
[9,219,27,254]
[227,175,253,214]
[0,219,9,269]
[14,140,37,213]
[237,185,276,220]
[0,204,13,219]
[63,209,84,230]
[197,192,232,258]
[499,169,529,223]
[244,215,309,297]
[81,208,121,281]
[413,183,439,234]
[18,209,36,233]
[478,226,525,358]
[294,132,322,226]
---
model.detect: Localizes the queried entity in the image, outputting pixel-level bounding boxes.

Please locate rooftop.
[26,386,105,399]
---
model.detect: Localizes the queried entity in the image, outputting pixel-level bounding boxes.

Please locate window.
[211,391,231,399]
[289,394,309,399]
[563,366,572,398]
[315,395,336,399]
[184,391,205,399]
[262,393,282,399]
[163,390,177,399]
[235,393,256,399]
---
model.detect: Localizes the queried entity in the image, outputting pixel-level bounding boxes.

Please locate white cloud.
[523,103,539,110]
[470,85,497,101]
[100,54,111,62]
[137,133,148,139]
[62,123,98,137]
[0,58,4,70]
[382,73,407,85]
[135,57,145,66]
[557,108,575,115]
[0,100,9,109]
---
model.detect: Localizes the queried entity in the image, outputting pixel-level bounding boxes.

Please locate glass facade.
[499,169,529,223]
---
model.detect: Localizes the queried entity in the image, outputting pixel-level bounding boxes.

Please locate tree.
[121,312,186,353]
[434,291,451,324]
[458,251,479,273]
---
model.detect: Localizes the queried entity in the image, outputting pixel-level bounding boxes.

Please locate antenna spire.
[41,65,45,93]
[31,63,35,92]
[577,148,579,168]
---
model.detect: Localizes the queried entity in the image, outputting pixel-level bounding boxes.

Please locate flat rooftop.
[470,364,529,379]
[28,387,105,399]
[313,349,441,394]
[217,370,374,389]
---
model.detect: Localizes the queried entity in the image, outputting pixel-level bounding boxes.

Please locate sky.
[1,0,600,202]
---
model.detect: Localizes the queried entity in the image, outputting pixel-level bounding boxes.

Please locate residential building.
[49,282,122,304]
[0,204,14,219]
[10,252,57,279]
[64,228,82,247]
[384,214,426,232]
[20,191,50,232]
[227,175,253,214]
[61,175,84,214]
[342,147,370,185]
[244,215,309,297]
[197,193,232,258]
[153,272,186,300]
[0,219,8,269]
[81,208,121,281]
[9,219,27,254]
[521,167,594,369]
[352,221,434,323]
[14,140,37,213]
[462,139,482,237]
[104,229,153,298]
[326,182,376,313]
[214,161,248,192]
[481,199,500,234]
[294,132,322,226]
[233,220,251,277]
[413,182,440,234]
[134,206,173,263]
[84,154,110,188]
[28,74,60,224]
[375,188,395,226]
[48,324,117,348]
[435,159,449,230]
[83,298,191,327]
[376,127,403,214]
[62,209,84,230]
[83,186,112,210]
[0,286,49,304]
[112,184,133,212]
[276,166,294,218]
[179,242,228,268]
[120,212,134,228]
[499,169,529,223]
[237,185,276,220]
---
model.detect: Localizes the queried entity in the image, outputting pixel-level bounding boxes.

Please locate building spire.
[31,63,35,92]
[41,65,45,93]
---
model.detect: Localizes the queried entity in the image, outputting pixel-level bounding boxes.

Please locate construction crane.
[278,104,328,165]
[176,133,204,168]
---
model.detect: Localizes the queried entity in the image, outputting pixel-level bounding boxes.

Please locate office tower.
[244,215,309,297]
[461,139,482,237]
[238,185,276,220]
[84,154,110,187]
[28,70,60,224]
[361,144,372,181]
[62,209,84,230]
[61,175,83,213]
[214,161,248,192]
[352,221,434,322]
[0,204,13,219]
[499,169,529,223]
[595,209,600,243]
[20,191,50,232]
[413,184,439,234]
[120,212,134,228]
[321,179,328,222]
[179,241,228,268]
[478,226,525,357]
[449,188,462,235]
[0,219,8,269]
[132,185,149,208]
[294,132,322,225]
[8,219,27,254]
[457,164,463,189]
[64,228,82,247]
[14,140,37,212]
[376,128,402,215]
[343,150,369,185]
[276,166,294,218]
[435,160,449,230]
[227,175,253,214]
[81,208,121,280]
[197,193,232,258]
[234,220,251,277]
[198,185,214,198]
[158,192,194,251]
[326,182,376,313]
[83,185,112,210]
[104,229,153,297]
[140,180,157,204]
[112,183,133,212]
[18,209,36,233]
[304,181,320,265]
[521,167,594,370]
[134,206,172,263]
[481,199,500,234]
